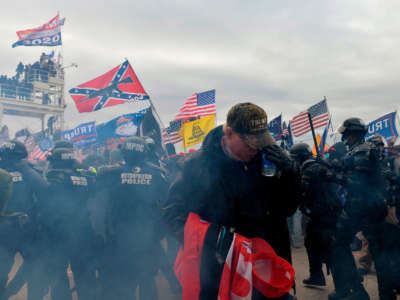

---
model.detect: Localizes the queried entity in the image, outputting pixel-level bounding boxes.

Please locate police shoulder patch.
[70,175,88,186]
[9,171,23,183]
[120,172,153,185]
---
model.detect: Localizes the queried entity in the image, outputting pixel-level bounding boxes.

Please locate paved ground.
[7,246,393,300]
[291,247,381,300]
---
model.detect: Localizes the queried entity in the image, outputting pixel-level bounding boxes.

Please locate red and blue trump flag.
[69,60,149,113]
[12,14,65,48]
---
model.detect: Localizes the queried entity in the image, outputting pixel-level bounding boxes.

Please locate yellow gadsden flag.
[180,115,216,149]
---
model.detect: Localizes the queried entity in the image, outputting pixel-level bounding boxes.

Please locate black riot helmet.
[46,140,76,168]
[368,134,386,159]
[290,143,312,164]
[338,118,367,136]
[338,118,367,145]
[52,140,74,150]
[0,140,28,161]
[368,134,385,147]
[119,136,151,165]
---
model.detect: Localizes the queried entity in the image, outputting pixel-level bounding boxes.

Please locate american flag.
[162,120,183,144]
[174,89,216,120]
[27,136,53,161]
[290,99,330,137]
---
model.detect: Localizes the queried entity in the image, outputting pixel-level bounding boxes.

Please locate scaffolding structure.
[0,58,65,132]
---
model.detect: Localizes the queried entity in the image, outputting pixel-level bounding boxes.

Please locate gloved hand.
[46,169,66,185]
[262,145,294,174]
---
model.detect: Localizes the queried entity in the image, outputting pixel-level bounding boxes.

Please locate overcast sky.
[1,0,400,134]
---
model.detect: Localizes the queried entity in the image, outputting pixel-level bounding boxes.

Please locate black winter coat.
[163,125,301,262]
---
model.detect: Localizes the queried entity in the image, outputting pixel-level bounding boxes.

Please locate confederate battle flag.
[69,60,149,113]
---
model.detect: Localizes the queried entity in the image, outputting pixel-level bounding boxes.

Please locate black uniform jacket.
[163,125,301,262]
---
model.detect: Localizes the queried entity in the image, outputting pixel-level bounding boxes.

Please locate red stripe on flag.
[162,129,182,144]
[174,93,216,121]
[290,112,329,137]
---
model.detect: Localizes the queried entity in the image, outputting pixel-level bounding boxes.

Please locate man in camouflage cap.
[163,102,301,299]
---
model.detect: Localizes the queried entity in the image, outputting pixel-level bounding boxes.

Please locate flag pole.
[148,99,166,129]
[124,59,166,130]
[324,96,334,133]
[308,112,321,160]
[324,96,338,144]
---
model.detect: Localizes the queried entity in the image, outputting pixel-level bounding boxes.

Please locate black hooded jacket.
[163,125,301,262]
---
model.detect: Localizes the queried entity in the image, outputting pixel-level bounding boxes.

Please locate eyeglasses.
[239,134,260,150]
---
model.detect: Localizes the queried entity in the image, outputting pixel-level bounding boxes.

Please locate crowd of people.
[0,53,60,102]
[0,102,399,300]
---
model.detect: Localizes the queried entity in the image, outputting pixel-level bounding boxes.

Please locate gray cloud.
[2,0,400,134]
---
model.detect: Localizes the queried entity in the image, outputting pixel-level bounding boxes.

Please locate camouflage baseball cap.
[227,102,275,150]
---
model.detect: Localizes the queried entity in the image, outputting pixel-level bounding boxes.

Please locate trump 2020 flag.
[12,14,64,48]
[69,60,150,113]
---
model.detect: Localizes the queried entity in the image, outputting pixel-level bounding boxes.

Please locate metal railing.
[0,67,64,106]
[25,67,64,83]
[0,83,63,106]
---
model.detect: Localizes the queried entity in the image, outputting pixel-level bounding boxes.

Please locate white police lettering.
[121,173,152,185]
[2,142,16,150]
[61,152,74,160]
[70,176,88,186]
[250,118,267,129]
[125,143,144,152]
[10,171,23,182]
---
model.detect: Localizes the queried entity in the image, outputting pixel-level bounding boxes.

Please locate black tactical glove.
[262,145,294,174]
[46,169,67,185]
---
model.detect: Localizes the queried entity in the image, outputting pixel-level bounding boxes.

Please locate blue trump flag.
[268,115,282,141]
[63,121,97,148]
[365,112,399,141]
[96,109,149,144]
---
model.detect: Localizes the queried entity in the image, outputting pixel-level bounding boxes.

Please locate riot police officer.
[0,140,47,299]
[38,140,99,300]
[97,136,168,300]
[330,118,388,300]
[300,143,348,292]
[0,168,27,300]
[291,143,332,287]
